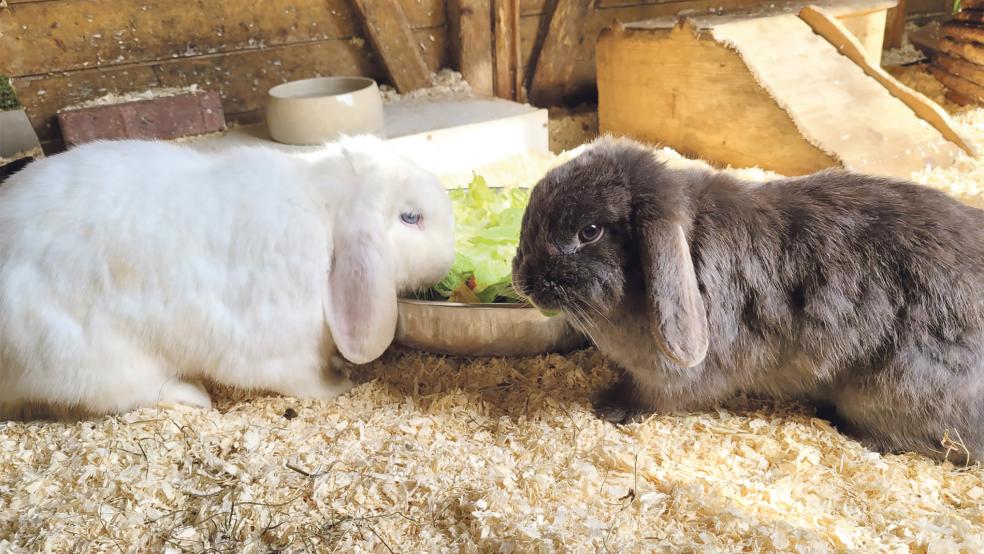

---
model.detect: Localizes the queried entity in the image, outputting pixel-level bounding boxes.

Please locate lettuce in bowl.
[415,174,531,304]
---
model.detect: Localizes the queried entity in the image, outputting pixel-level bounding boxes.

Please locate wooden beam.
[882,0,906,49]
[493,0,522,100]
[448,0,494,96]
[350,0,432,92]
[528,0,592,106]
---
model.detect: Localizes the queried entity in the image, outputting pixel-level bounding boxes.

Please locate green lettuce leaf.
[422,174,532,304]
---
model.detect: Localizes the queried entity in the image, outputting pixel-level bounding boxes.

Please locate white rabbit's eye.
[578,224,603,244]
[401,212,421,226]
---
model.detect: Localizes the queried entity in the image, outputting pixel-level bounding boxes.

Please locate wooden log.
[882,0,906,49]
[800,6,974,155]
[958,0,984,9]
[954,9,984,24]
[936,54,984,88]
[940,37,984,65]
[930,66,984,102]
[941,21,984,44]
[448,0,494,96]
[350,0,433,92]
[493,0,522,100]
[0,0,444,77]
[528,0,592,106]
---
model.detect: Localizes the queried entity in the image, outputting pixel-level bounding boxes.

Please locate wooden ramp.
[597,4,973,178]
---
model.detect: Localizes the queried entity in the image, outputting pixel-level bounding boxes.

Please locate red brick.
[57,91,226,146]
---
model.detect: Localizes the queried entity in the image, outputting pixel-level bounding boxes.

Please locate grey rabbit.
[512,136,984,463]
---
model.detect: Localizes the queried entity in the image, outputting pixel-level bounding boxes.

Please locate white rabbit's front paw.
[275,372,356,402]
[157,379,214,410]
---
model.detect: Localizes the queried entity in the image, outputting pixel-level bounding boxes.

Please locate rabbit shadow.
[349,346,621,420]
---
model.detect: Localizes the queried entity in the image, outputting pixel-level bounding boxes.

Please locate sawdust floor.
[3,65,984,553]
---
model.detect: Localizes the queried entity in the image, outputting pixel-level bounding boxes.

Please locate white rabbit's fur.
[0,136,454,417]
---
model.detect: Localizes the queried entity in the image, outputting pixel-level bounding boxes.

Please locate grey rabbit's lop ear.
[638,218,709,368]
[600,137,709,367]
[324,209,399,365]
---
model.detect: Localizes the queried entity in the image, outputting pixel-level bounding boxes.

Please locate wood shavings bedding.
[3,68,984,553]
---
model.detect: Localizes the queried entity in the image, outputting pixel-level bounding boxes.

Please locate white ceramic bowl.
[265,77,384,145]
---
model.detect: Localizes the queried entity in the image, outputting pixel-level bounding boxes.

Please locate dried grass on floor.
[3,67,984,553]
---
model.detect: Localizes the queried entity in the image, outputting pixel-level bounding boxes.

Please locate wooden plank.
[800,6,974,155]
[941,21,984,43]
[954,9,984,23]
[882,0,906,49]
[0,0,443,77]
[937,54,984,88]
[930,66,984,102]
[12,29,446,142]
[350,0,433,92]
[520,0,549,16]
[493,0,522,99]
[529,0,593,106]
[941,37,984,65]
[946,89,976,106]
[448,0,494,96]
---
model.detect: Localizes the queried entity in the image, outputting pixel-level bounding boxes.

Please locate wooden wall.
[2,0,902,151]
[0,0,448,150]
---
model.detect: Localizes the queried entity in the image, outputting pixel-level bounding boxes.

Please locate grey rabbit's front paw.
[593,374,651,424]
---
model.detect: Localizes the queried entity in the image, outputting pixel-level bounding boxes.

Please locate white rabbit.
[0,135,454,417]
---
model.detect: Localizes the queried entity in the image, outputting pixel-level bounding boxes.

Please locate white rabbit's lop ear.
[324,212,399,365]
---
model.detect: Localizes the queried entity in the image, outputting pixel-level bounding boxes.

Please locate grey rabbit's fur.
[512,136,984,463]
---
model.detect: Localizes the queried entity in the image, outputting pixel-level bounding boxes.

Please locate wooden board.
[800,6,974,155]
[12,30,446,143]
[528,0,593,106]
[597,23,838,175]
[598,15,963,178]
[0,0,444,77]
[707,13,960,177]
[930,66,984,102]
[351,0,433,92]
[448,0,494,96]
[940,37,984,66]
[493,0,522,99]
[941,21,984,44]
[836,9,887,63]
[953,9,984,23]
[936,54,984,87]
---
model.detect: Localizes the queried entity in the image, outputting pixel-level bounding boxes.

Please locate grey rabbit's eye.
[400,212,421,226]
[578,224,603,244]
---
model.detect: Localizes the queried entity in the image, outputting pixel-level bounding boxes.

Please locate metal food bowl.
[395,298,589,357]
